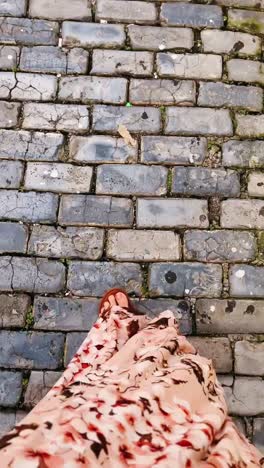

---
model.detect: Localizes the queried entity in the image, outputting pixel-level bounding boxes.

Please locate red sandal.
[99,288,137,318]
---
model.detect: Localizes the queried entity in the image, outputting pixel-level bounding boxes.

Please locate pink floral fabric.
[0,307,262,467]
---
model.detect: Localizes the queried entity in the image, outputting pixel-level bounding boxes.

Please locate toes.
[116,292,129,308]
[108,295,117,307]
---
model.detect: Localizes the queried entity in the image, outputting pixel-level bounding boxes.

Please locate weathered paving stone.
[0,102,20,128]
[68,261,143,296]
[28,226,104,259]
[149,263,222,297]
[230,265,264,298]
[228,9,264,35]
[0,222,28,254]
[65,332,87,366]
[96,0,157,24]
[189,337,232,373]
[223,140,264,168]
[253,419,264,454]
[201,30,261,56]
[0,331,64,369]
[0,371,22,407]
[59,195,133,227]
[227,59,264,85]
[0,294,30,328]
[0,72,57,101]
[160,3,223,28]
[20,46,89,74]
[62,22,125,49]
[172,167,240,197]
[91,50,153,77]
[221,199,264,229]
[248,172,264,197]
[24,162,93,193]
[58,76,127,104]
[107,230,181,262]
[33,296,98,331]
[165,108,233,136]
[141,136,206,165]
[215,0,264,6]
[0,160,24,188]
[0,256,66,293]
[93,105,161,134]
[184,230,256,263]
[0,45,19,69]
[128,25,193,51]
[23,104,89,133]
[69,135,138,164]
[226,377,264,416]
[0,130,64,161]
[0,18,59,45]
[196,299,264,334]
[235,341,264,376]
[157,53,222,80]
[0,191,58,223]
[0,0,26,16]
[130,79,195,106]
[198,82,263,112]
[24,371,61,408]
[29,0,91,20]
[96,164,168,196]
[137,199,209,228]
[0,411,27,438]
[236,115,264,138]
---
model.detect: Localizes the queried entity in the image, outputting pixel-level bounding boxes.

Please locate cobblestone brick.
[0,191,58,223]
[68,261,143,296]
[227,59,264,85]
[96,164,167,196]
[165,108,232,136]
[184,230,256,263]
[235,341,264,376]
[201,30,261,56]
[223,140,264,168]
[236,115,264,138]
[0,256,66,293]
[0,72,57,101]
[0,411,27,438]
[91,50,153,77]
[0,293,30,328]
[228,9,264,35]
[160,3,223,28]
[20,46,89,74]
[0,160,23,188]
[137,199,209,228]
[189,337,232,373]
[0,0,26,16]
[0,371,22,407]
[141,136,206,165]
[221,199,264,229]
[253,419,264,454]
[128,25,193,51]
[65,332,87,366]
[226,377,264,416]
[248,172,264,197]
[25,162,93,193]
[149,263,222,298]
[130,79,195,106]
[0,101,20,128]
[230,265,264,298]
[24,370,61,407]
[59,76,127,104]
[29,0,91,20]
[59,195,133,227]
[196,299,264,334]
[93,105,161,134]
[28,226,104,259]
[107,230,180,262]
[215,0,264,6]
[62,22,125,48]
[96,0,157,24]
[0,45,19,69]
[0,331,64,369]
[23,103,89,133]
[172,167,240,197]
[0,222,28,253]
[0,18,59,45]
[33,296,98,331]
[69,135,138,164]
[198,82,262,112]
[157,53,222,80]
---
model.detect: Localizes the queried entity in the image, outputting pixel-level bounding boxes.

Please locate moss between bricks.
[229,18,263,35]
[25,305,34,329]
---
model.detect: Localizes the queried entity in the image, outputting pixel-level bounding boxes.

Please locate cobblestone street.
[0,0,263,452]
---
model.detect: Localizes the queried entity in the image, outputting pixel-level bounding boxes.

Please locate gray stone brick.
[157,53,222,80]
[93,105,161,134]
[141,136,206,165]
[196,299,264,334]
[33,296,98,331]
[221,199,264,229]
[128,25,193,51]
[248,172,264,197]
[0,18,59,45]
[96,0,156,24]
[29,0,91,20]
[172,167,240,197]
[0,72,57,101]
[235,341,264,376]
[25,162,93,193]
[69,135,138,164]
[24,370,61,408]
[59,195,133,227]
[130,79,195,105]
[0,294,30,328]
[184,230,256,263]
[201,30,261,56]
[223,140,264,168]
[253,419,264,454]
[68,261,143,296]
[28,226,104,259]
[149,263,222,297]
[0,160,23,188]
[0,222,28,253]
[23,103,89,133]
[228,9,264,35]
[0,101,20,128]
[230,265,264,298]
[0,256,66,293]
[0,0,26,16]
[0,331,64,369]
[0,371,22,407]
[96,164,167,196]
[0,130,64,162]
[65,332,87,366]
[91,50,153,77]
[215,0,264,6]
[0,190,58,223]
[227,377,264,416]
[189,337,232,373]
[160,3,223,28]
[0,411,27,437]
[198,82,262,112]
[227,59,264,85]
[20,46,89,74]
[62,22,125,49]
[67,47,89,74]
[107,230,180,262]
[0,45,19,69]
[59,76,127,104]
[165,107,233,136]
[236,115,264,138]
[137,198,209,228]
